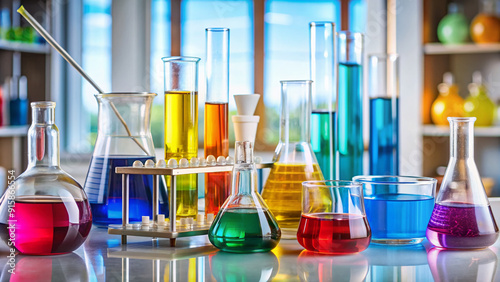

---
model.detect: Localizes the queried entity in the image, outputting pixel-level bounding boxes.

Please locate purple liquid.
[426,203,499,249]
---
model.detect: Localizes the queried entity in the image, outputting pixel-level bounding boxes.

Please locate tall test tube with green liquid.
[337,31,364,179]
[309,22,336,180]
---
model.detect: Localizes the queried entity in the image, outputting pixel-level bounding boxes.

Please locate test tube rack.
[109,163,273,247]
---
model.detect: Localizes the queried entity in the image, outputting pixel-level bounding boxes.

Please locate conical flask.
[261,80,324,239]
[431,73,465,125]
[426,117,499,249]
[208,141,281,253]
[0,102,92,255]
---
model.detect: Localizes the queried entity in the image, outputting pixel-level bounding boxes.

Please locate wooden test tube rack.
[109,163,273,247]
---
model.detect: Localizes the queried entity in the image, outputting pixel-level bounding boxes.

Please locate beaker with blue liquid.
[84,93,168,227]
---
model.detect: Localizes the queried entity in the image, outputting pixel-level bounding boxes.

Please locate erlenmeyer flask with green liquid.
[261,80,325,239]
[209,141,281,253]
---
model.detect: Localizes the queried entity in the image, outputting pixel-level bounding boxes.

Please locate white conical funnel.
[232,115,260,144]
[234,94,260,116]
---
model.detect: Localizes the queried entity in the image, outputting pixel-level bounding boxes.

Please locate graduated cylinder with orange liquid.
[204,28,231,216]
[262,80,324,239]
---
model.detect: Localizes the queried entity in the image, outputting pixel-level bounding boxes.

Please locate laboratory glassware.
[204,27,231,216]
[437,3,469,44]
[297,180,371,254]
[353,175,436,245]
[431,72,464,125]
[337,31,364,179]
[84,93,168,227]
[261,80,324,239]
[209,141,280,253]
[0,102,92,255]
[426,117,499,249]
[471,0,500,43]
[368,54,399,175]
[464,71,496,126]
[310,21,336,180]
[163,56,200,219]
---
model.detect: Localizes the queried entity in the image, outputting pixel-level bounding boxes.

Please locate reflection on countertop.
[0,227,499,281]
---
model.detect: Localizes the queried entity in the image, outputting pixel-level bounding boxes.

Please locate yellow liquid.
[262,163,323,232]
[165,91,198,218]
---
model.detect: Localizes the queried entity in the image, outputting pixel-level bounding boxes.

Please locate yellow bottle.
[464,71,496,126]
[431,73,464,125]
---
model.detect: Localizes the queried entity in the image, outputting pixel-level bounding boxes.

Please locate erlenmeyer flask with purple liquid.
[426,117,499,249]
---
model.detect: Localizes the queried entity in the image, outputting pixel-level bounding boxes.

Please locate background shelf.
[0,40,49,54]
[0,126,29,137]
[424,43,500,55]
[422,125,500,137]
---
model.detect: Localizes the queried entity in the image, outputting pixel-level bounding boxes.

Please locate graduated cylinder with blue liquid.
[310,22,336,180]
[368,54,399,175]
[337,32,364,179]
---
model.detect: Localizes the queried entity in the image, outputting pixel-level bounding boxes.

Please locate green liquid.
[208,207,281,253]
[311,110,336,180]
[337,62,363,179]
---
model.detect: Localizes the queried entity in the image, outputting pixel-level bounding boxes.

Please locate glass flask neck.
[449,117,475,159]
[28,102,59,168]
[279,81,312,144]
[232,141,258,195]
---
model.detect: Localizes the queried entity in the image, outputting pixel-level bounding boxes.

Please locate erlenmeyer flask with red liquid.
[426,117,499,249]
[0,102,92,255]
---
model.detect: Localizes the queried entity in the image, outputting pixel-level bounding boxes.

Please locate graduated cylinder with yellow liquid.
[262,80,324,239]
[163,57,200,218]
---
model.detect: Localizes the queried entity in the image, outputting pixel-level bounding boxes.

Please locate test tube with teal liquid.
[368,54,399,175]
[337,31,363,179]
[309,22,336,180]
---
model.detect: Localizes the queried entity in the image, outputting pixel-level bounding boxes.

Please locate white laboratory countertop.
[1,199,500,281]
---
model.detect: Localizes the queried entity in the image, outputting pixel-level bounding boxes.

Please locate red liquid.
[204,102,230,215]
[297,213,371,254]
[0,196,92,255]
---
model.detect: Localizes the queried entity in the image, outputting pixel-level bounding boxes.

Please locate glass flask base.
[426,229,498,249]
[208,207,280,253]
[371,238,424,245]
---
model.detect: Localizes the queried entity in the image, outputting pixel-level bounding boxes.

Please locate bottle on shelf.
[426,117,499,249]
[437,3,469,45]
[8,76,28,126]
[431,72,464,126]
[0,102,92,255]
[464,71,495,126]
[470,0,500,43]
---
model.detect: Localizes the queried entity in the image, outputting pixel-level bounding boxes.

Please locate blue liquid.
[364,194,434,239]
[337,63,363,179]
[311,110,336,180]
[369,97,399,175]
[9,98,28,125]
[84,156,169,227]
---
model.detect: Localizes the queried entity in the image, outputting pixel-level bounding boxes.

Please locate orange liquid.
[204,102,230,215]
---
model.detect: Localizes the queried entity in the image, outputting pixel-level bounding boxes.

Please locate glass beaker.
[204,27,231,216]
[426,117,499,249]
[0,102,92,255]
[354,175,436,245]
[84,93,168,227]
[337,31,364,179]
[368,54,399,175]
[261,80,324,238]
[209,141,281,253]
[297,180,371,254]
[310,22,336,180]
[163,56,200,219]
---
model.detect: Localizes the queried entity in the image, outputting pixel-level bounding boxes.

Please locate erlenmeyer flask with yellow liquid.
[262,80,324,239]
[431,72,464,126]
[464,71,496,126]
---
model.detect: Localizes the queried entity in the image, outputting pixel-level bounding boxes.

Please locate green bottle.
[437,3,469,44]
[464,71,496,126]
[208,141,281,253]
